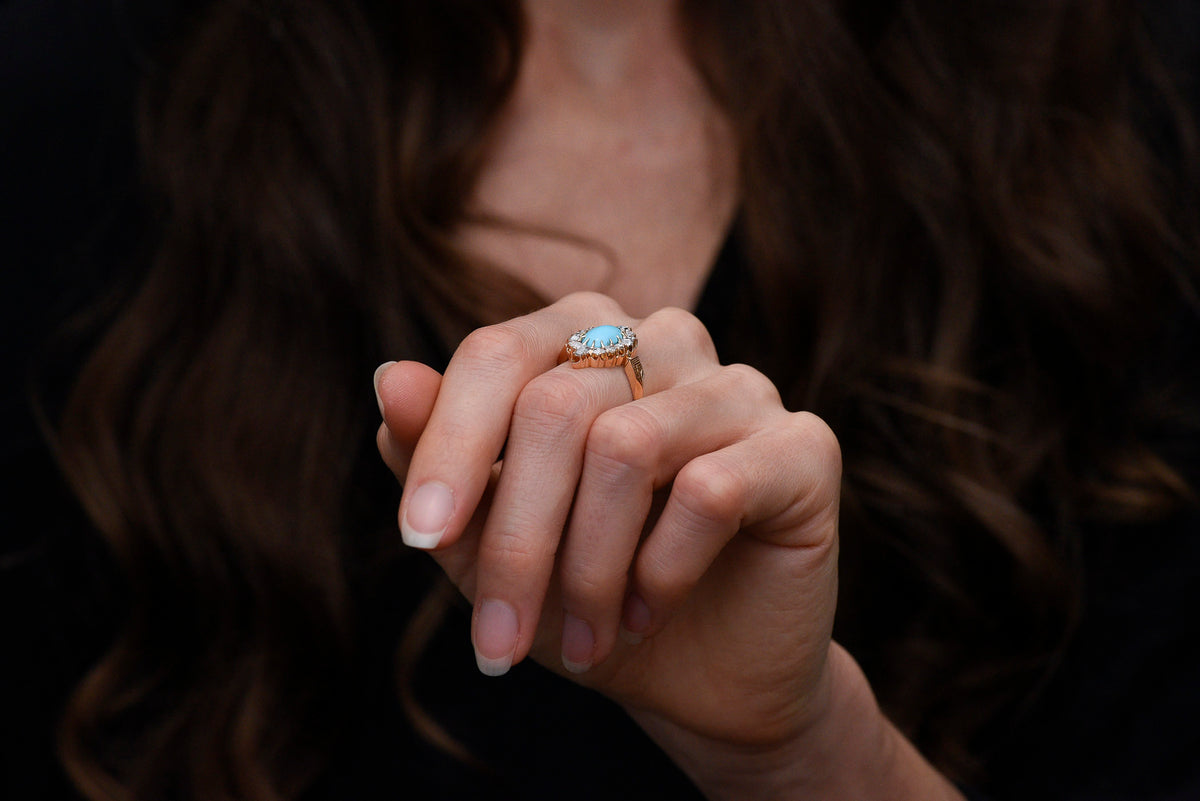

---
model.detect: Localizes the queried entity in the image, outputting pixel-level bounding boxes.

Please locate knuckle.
[646,307,717,362]
[513,372,593,429]
[673,455,748,525]
[559,562,618,611]
[721,363,782,406]
[456,323,532,368]
[560,291,625,319]
[422,416,479,460]
[635,548,692,608]
[586,406,665,476]
[480,532,542,576]
[792,412,842,477]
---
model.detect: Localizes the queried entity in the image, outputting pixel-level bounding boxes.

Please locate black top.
[4,2,1199,800]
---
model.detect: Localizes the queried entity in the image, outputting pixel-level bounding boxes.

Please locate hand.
[376,291,839,743]
[375,292,961,799]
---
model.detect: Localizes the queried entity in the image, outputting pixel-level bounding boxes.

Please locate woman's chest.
[456,79,739,317]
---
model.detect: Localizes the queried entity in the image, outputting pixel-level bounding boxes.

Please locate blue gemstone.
[582,325,623,349]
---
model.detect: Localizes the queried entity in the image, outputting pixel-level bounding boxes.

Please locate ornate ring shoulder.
[563,324,645,400]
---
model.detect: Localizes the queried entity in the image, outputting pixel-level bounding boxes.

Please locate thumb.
[375,361,443,478]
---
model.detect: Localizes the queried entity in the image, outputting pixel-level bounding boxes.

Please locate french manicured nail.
[400,481,453,549]
[561,612,595,674]
[373,361,396,417]
[620,593,651,645]
[474,598,518,677]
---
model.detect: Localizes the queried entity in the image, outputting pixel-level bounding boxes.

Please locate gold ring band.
[563,324,644,400]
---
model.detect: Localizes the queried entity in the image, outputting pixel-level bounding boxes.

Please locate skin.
[375,1,966,797]
[457,0,738,315]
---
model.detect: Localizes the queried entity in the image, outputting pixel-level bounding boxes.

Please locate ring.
[562,324,644,400]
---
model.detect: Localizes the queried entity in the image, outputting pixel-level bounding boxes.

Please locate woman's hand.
[375,292,961,800]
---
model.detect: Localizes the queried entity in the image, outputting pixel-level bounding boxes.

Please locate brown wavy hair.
[52,0,1199,798]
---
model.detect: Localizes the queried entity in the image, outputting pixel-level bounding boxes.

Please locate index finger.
[397,292,624,550]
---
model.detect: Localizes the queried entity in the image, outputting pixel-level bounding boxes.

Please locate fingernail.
[373,361,396,417]
[400,481,454,549]
[561,612,595,674]
[620,593,651,645]
[474,598,518,677]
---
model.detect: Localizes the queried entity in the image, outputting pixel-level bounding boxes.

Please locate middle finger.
[397,293,619,552]
[470,308,718,676]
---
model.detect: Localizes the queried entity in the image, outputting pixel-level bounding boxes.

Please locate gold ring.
[562,325,644,400]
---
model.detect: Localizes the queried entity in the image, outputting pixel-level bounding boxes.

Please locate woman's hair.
[52,0,1198,798]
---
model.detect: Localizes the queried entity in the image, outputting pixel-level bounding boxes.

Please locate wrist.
[631,644,964,801]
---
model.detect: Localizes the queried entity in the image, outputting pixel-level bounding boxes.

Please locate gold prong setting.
[565,325,638,368]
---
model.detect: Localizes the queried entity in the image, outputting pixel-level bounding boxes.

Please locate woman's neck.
[520,0,686,90]
[457,0,738,317]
